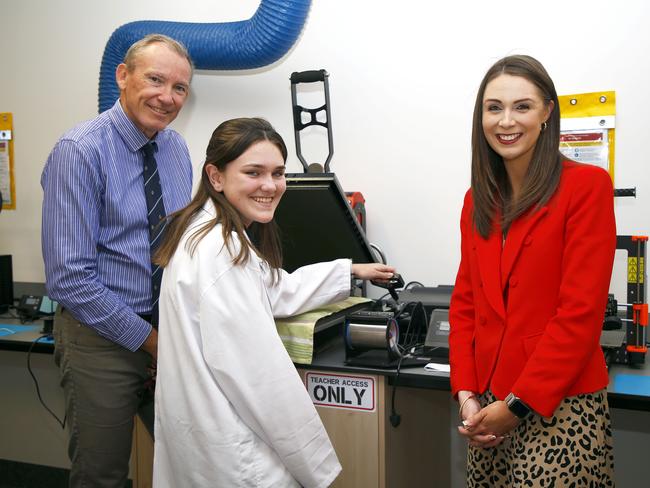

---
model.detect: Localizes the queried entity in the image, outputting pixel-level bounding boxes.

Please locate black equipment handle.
[290,69,334,172]
[290,69,327,84]
[371,274,405,302]
[614,188,636,198]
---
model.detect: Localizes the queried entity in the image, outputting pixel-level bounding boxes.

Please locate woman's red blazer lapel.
[473,205,549,321]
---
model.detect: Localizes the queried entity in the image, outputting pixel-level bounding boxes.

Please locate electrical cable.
[369,243,387,264]
[390,354,404,427]
[389,301,427,428]
[397,301,427,351]
[370,296,390,312]
[404,281,424,289]
[27,335,66,429]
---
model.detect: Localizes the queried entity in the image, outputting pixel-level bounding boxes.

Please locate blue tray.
[0,324,54,344]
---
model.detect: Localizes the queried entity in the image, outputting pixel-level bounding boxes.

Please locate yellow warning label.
[641,257,645,284]
[628,257,645,283]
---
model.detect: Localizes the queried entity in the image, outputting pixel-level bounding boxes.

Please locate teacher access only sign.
[305,372,375,412]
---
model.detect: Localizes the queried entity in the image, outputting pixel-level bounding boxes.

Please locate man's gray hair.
[123,34,193,76]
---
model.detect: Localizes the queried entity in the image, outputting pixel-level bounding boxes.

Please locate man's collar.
[107,99,154,153]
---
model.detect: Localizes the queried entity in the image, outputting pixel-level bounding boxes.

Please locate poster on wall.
[558,91,615,183]
[0,112,15,210]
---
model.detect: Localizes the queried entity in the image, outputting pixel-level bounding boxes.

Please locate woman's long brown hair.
[154,118,287,274]
[471,55,563,238]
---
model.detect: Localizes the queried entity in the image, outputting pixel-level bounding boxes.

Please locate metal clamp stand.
[289,69,368,296]
[290,69,334,173]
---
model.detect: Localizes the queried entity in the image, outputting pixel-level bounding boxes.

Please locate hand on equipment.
[351,263,396,282]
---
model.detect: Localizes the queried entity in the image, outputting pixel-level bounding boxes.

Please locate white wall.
[1,0,649,293]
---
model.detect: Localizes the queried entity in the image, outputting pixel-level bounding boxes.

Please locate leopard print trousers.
[466,390,615,487]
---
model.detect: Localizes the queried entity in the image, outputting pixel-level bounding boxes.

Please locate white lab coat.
[153,201,347,488]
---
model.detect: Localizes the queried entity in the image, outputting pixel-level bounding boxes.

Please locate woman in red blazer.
[449,55,616,486]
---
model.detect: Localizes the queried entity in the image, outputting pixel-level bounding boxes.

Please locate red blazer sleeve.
[513,166,616,416]
[449,190,479,398]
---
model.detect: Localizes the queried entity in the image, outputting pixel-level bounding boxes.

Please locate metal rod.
[636,240,642,347]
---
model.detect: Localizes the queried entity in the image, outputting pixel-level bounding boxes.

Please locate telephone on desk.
[16,295,56,322]
[17,295,42,319]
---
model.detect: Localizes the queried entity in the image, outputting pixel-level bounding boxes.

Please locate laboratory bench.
[295,337,650,487]
[2,322,650,487]
[0,317,145,487]
[303,334,650,410]
[0,323,54,352]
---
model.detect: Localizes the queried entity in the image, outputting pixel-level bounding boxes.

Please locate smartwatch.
[505,393,531,419]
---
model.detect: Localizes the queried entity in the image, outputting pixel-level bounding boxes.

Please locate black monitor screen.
[0,255,14,311]
[274,174,376,273]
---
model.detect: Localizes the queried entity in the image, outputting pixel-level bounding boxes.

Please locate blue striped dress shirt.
[41,100,192,351]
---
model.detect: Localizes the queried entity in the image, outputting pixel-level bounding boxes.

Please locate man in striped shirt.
[41,34,193,487]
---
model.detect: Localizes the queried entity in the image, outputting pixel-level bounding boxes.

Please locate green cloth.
[276,296,371,364]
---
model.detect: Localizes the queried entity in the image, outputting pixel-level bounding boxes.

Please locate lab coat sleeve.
[448,190,480,398]
[265,259,352,318]
[199,262,341,488]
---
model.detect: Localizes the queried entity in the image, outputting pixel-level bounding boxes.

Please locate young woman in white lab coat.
[151,118,395,488]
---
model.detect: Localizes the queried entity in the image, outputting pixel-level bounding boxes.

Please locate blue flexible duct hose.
[98,0,311,113]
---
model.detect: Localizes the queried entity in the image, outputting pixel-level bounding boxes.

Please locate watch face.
[506,394,530,418]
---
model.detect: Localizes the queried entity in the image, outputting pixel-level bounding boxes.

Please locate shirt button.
[509,276,518,287]
[524,236,533,246]
[479,316,487,325]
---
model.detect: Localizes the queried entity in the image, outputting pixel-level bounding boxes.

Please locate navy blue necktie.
[142,141,166,327]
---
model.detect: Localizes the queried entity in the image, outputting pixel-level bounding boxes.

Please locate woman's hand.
[351,263,396,281]
[457,391,494,446]
[458,390,479,417]
[460,400,520,448]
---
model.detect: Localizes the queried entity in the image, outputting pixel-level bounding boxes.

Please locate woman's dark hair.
[154,117,287,273]
[471,54,563,238]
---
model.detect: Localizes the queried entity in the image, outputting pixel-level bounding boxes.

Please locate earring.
[541,121,548,131]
